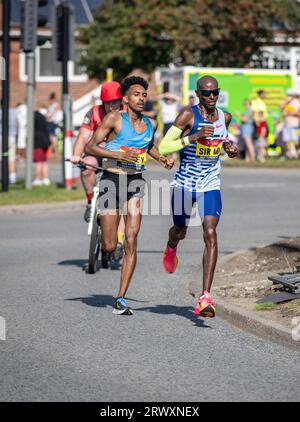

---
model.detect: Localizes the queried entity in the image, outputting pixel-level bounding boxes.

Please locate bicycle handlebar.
[65,158,103,172]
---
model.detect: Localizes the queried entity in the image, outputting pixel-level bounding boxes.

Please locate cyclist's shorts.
[171,187,222,227]
[98,170,145,210]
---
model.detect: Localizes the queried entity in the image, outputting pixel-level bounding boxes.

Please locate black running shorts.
[98,170,145,210]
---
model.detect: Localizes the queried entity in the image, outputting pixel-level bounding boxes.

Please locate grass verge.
[0,181,85,206]
[222,157,300,168]
[255,303,278,311]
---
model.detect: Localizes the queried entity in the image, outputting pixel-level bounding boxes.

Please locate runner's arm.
[222,112,238,158]
[147,120,161,160]
[148,142,175,169]
[158,108,213,155]
[145,120,173,169]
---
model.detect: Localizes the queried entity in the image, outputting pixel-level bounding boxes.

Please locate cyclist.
[85,76,174,315]
[158,75,237,318]
[71,81,125,255]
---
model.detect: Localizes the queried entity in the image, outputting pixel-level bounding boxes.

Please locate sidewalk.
[189,237,300,351]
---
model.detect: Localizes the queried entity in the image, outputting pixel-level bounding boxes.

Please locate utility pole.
[55,1,74,188]
[61,2,70,188]
[20,0,49,189]
[25,51,35,190]
[1,0,10,192]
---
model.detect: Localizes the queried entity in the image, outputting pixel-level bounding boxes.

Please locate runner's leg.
[117,197,142,298]
[100,212,120,253]
[117,215,125,245]
[202,215,219,293]
[163,187,194,273]
[168,186,193,247]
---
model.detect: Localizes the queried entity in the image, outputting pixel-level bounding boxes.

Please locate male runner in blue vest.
[159,75,237,318]
[86,76,174,315]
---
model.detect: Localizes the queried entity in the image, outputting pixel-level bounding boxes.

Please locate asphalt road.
[0,166,299,401]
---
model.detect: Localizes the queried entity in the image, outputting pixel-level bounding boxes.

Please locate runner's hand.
[189,125,214,142]
[119,150,139,163]
[70,155,82,164]
[223,141,238,158]
[159,156,174,169]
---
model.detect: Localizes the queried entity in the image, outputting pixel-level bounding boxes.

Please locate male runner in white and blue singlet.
[159,75,238,318]
[85,76,174,315]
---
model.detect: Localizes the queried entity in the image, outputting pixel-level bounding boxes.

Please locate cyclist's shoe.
[113,297,133,315]
[163,244,178,273]
[194,291,216,318]
[84,204,92,223]
[112,242,124,262]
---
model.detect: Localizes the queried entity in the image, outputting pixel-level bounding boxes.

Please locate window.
[39,48,61,77]
[20,44,88,82]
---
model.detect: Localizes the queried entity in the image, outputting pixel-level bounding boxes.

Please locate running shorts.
[171,187,222,227]
[98,170,145,210]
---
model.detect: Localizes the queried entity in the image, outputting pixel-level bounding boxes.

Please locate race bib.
[118,146,147,170]
[196,139,222,157]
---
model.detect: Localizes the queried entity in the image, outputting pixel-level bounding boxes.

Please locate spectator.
[188,94,197,107]
[143,100,158,120]
[159,91,181,136]
[236,99,255,162]
[16,101,27,160]
[0,107,18,184]
[281,89,300,159]
[251,89,268,123]
[33,105,51,186]
[274,116,285,159]
[159,91,181,161]
[46,92,62,157]
[255,111,268,162]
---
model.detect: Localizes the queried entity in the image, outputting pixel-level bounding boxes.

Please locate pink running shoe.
[163,244,178,273]
[194,290,216,317]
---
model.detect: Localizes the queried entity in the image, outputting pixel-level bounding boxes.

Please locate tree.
[79,0,300,80]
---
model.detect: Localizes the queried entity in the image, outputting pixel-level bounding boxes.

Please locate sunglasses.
[200,89,220,97]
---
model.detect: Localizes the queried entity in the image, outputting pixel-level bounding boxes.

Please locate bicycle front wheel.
[87,213,101,274]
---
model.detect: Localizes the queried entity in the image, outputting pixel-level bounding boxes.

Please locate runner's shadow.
[66,294,147,308]
[135,305,212,328]
[66,294,115,308]
[57,259,121,272]
[58,259,88,271]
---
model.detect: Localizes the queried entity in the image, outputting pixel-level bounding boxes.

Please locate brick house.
[0,0,103,125]
[0,1,160,127]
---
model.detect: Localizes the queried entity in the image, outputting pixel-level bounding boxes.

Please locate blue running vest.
[105,112,153,171]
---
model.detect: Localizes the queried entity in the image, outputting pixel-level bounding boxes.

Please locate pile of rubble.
[215,279,276,299]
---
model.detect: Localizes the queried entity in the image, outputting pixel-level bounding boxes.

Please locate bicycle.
[65,159,116,274]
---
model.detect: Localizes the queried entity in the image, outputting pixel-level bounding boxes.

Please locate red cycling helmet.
[100,81,122,102]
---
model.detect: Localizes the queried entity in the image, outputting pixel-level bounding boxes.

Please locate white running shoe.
[42,178,51,186]
[32,179,43,186]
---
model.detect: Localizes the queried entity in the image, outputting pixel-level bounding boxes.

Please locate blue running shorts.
[171,187,222,227]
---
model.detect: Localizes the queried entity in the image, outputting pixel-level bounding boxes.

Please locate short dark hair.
[121,76,148,96]
[257,90,265,95]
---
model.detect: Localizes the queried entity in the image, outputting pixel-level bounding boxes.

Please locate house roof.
[11,0,103,26]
